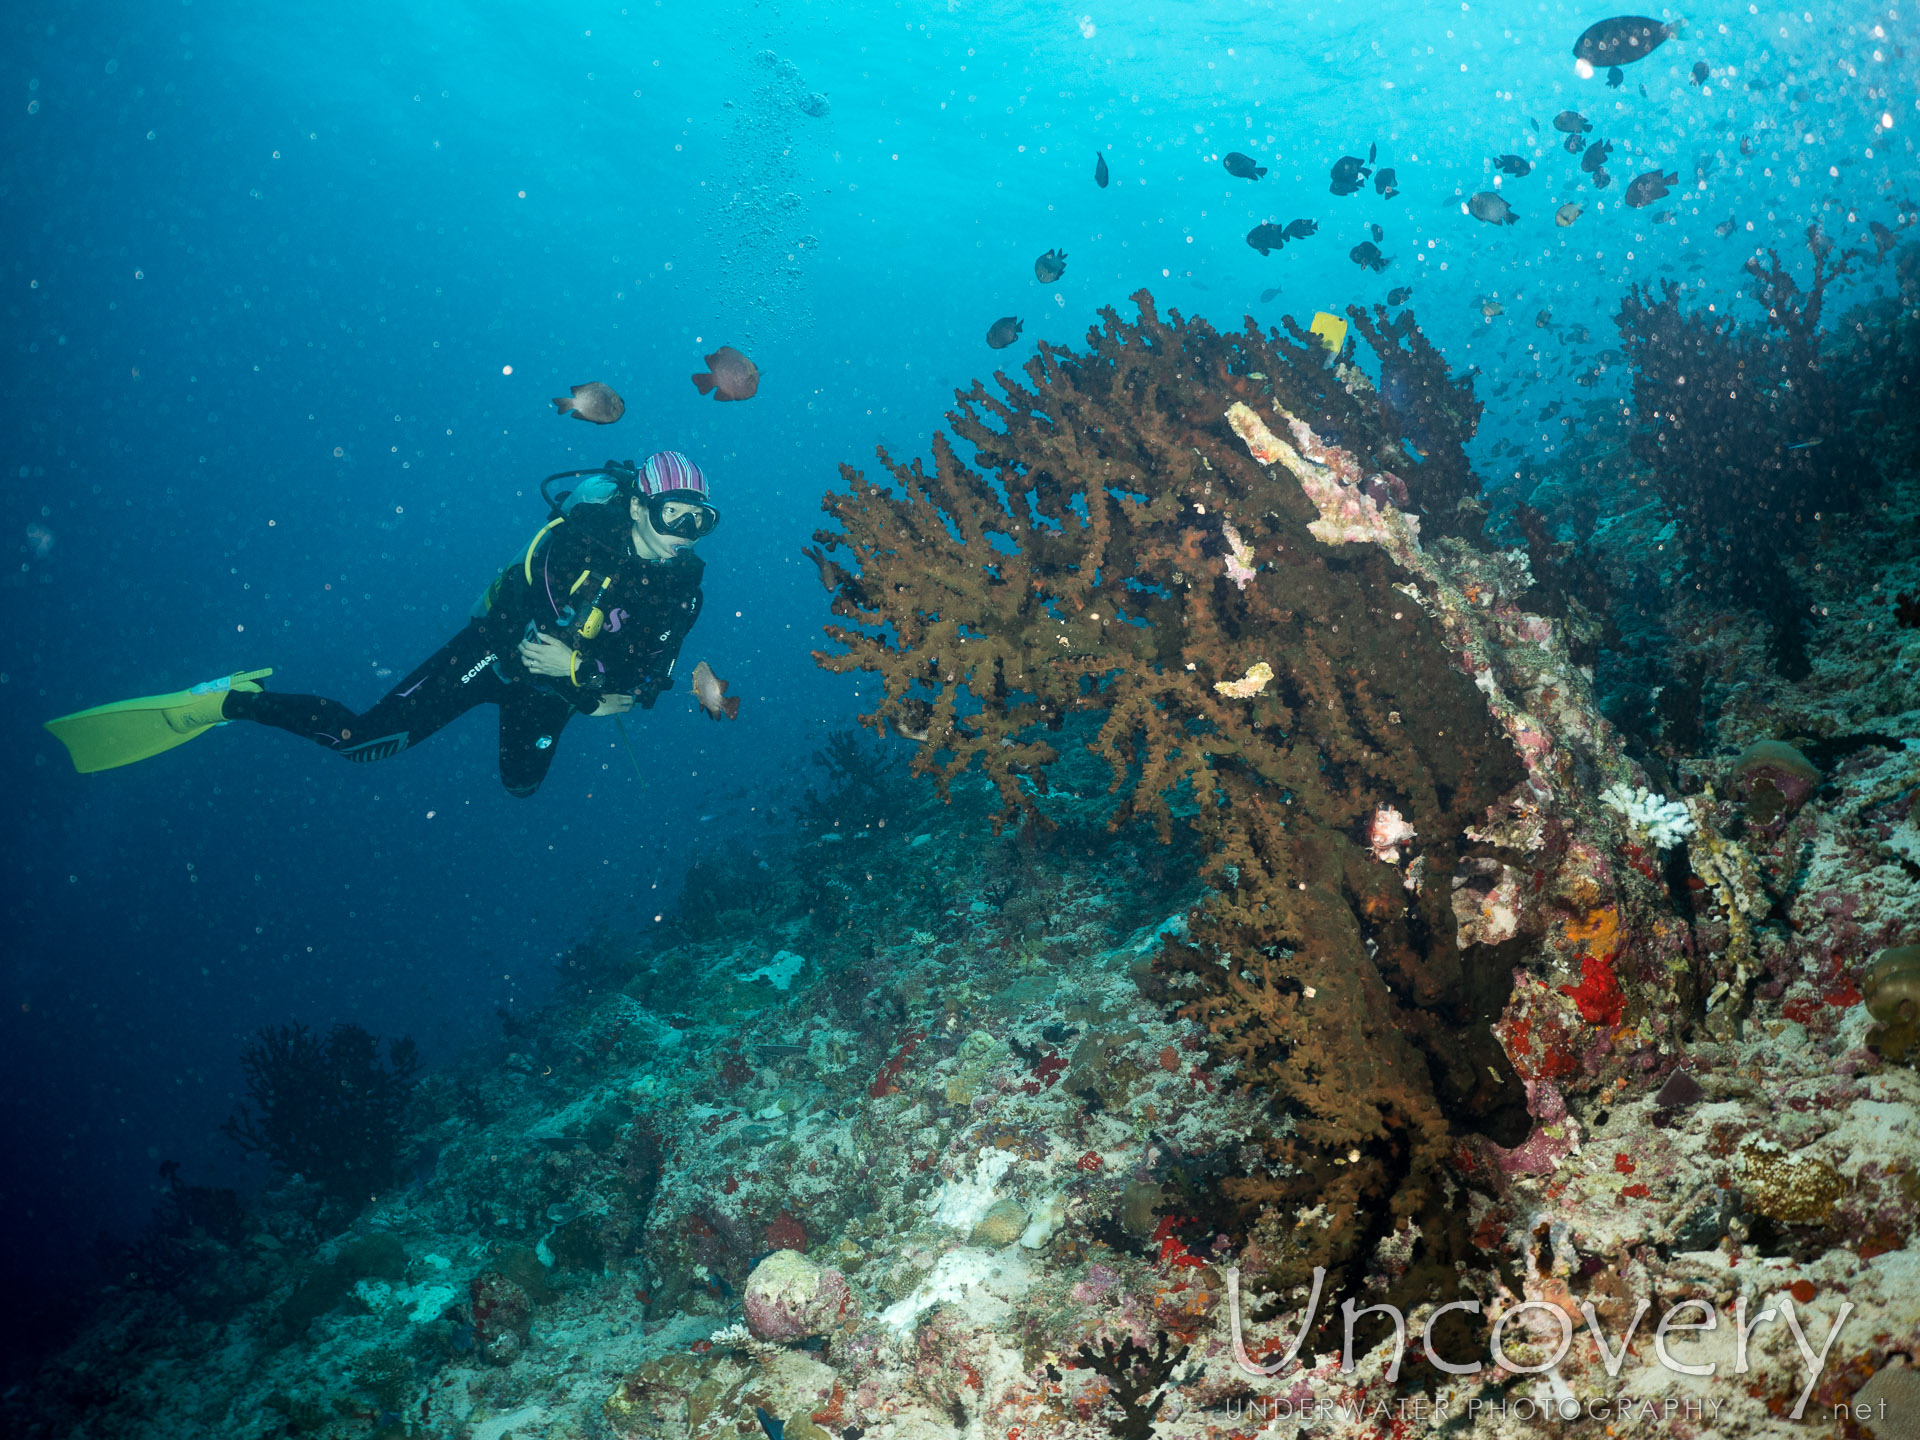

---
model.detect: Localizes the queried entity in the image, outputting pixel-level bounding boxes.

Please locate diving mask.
[647,492,720,540]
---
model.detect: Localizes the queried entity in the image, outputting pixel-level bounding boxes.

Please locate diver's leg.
[223,623,505,764]
[496,689,576,798]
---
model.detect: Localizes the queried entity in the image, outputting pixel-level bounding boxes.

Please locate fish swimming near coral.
[1478,297,1504,318]
[985,315,1024,348]
[800,544,849,592]
[1094,151,1109,188]
[1556,202,1585,226]
[1386,285,1413,305]
[1259,286,1283,302]
[1580,139,1613,174]
[1623,169,1679,207]
[1713,216,1737,237]
[1574,15,1679,67]
[1373,167,1399,198]
[551,381,625,424]
[691,347,759,402]
[1283,218,1319,242]
[1349,241,1389,272]
[1606,65,1625,88]
[1535,309,1554,328]
[1222,151,1266,180]
[1691,60,1711,86]
[1467,191,1518,225]
[1553,109,1592,135]
[690,661,740,721]
[1591,168,1613,191]
[1033,248,1067,283]
[1246,223,1291,255]
[1495,154,1533,177]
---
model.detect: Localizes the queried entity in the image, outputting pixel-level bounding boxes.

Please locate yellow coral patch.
[1738,1140,1845,1225]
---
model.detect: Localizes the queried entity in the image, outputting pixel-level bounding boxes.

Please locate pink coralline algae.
[743,1249,854,1343]
[1486,1080,1579,1176]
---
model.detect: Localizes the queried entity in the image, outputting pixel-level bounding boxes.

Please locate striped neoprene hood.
[638,450,710,499]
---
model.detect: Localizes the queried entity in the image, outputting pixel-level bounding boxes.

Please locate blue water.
[2,0,1911,1372]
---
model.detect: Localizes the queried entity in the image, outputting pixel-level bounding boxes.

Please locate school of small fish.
[570,8,1912,510]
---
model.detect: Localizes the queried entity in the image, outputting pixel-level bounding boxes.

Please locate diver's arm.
[483,527,611,710]
[513,631,610,713]
[632,585,704,710]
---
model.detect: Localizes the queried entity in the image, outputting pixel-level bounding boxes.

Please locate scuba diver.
[46,451,720,798]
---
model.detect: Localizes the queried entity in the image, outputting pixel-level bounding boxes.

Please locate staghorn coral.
[811,291,1528,1291]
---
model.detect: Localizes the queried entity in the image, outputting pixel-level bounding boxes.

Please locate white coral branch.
[1600,783,1696,850]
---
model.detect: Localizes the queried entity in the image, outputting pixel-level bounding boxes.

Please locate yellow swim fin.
[44,669,273,774]
[1309,312,1348,356]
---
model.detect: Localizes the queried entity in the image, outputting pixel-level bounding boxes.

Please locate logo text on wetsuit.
[461,653,499,684]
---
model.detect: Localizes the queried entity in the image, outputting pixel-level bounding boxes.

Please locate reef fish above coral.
[16,276,1920,1440]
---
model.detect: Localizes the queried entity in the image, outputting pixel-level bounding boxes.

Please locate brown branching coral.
[1344,303,1488,540]
[1615,225,1875,677]
[811,291,1529,1290]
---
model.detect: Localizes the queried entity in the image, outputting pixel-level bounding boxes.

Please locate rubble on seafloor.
[12,395,1920,1440]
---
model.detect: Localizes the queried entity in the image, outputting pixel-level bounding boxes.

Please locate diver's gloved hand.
[591,694,635,717]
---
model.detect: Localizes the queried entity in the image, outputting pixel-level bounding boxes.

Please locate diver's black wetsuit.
[225,500,704,796]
